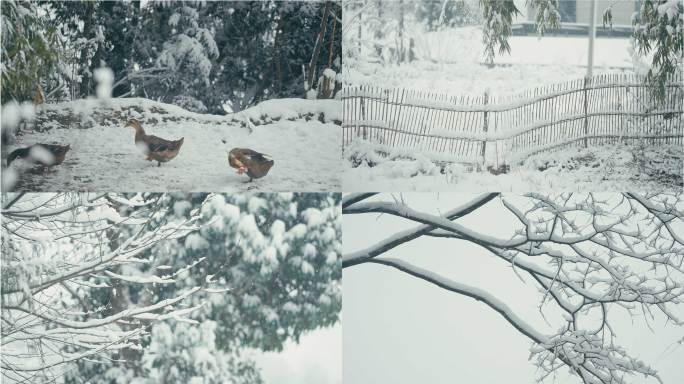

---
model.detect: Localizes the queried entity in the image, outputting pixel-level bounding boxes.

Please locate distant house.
[520,0,639,26]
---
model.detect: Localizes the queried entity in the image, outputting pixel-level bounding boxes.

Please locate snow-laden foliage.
[632,0,683,101]
[479,0,563,64]
[1,192,341,383]
[477,0,680,100]
[479,0,520,64]
[530,329,660,384]
[344,0,562,67]
[343,193,684,384]
[132,321,262,384]
[528,0,562,35]
[1,193,203,383]
[344,0,481,69]
[0,0,63,102]
[3,1,342,113]
[414,0,482,31]
[172,95,209,114]
[59,192,341,383]
[156,4,219,92]
[343,0,416,67]
[148,193,342,351]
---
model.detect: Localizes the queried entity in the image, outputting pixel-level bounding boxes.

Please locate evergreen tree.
[1,0,62,102]
[4,1,341,113]
[67,193,341,383]
[48,0,144,98]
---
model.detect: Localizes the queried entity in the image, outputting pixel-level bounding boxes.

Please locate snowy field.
[346,26,639,96]
[2,97,341,192]
[343,140,683,192]
[342,25,682,192]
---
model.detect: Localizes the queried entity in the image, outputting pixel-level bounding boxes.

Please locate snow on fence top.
[343,73,684,166]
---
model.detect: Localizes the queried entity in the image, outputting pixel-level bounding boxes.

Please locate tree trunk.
[80,2,95,97]
[272,6,285,95]
[398,0,405,63]
[322,13,338,98]
[307,1,332,91]
[358,4,362,54]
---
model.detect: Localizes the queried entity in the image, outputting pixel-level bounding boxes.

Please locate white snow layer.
[4,97,341,191]
[344,141,683,192]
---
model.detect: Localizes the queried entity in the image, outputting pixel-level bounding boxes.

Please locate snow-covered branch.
[343,193,499,267]
[343,192,684,383]
[1,193,205,382]
[369,257,549,345]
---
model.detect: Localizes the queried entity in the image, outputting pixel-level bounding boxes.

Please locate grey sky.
[253,316,341,384]
[343,193,684,384]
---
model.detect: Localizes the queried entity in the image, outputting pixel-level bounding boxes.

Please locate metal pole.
[587,0,597,78]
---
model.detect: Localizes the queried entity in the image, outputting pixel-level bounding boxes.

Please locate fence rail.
[343,73,684,167]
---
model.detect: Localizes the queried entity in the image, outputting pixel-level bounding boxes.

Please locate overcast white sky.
[252,318,341,384]
[343,193,684,384]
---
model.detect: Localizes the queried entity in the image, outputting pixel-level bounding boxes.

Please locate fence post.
[361,86,367,140]
[482,90,489,165]
[583,76,589,148]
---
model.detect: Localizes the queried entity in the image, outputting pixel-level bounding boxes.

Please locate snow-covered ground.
[342,25,681,191]
[345,26,640,96]
[2,97,341,192]
[343,140,683,192]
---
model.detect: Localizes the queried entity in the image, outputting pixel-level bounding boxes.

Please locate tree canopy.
[1,0,343,113]
[2,192,341,383]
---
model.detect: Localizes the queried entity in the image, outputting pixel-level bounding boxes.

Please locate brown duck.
[228,148,274,181]
[125,119,184,166]
[6,144,71,167]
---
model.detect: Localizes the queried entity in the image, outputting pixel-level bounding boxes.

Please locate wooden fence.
[342,73,684,167]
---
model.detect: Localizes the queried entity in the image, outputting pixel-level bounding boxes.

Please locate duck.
[6,143,71,167]
[228,148,274,182]
[125,119,184,166]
